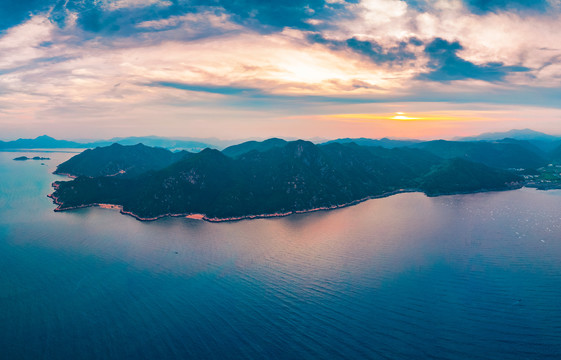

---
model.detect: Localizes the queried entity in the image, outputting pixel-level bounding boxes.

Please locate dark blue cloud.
[0,0,51,31]
[152,81,259,95]
[403,0,553,14]
[463,0,550,14]
[401,0,430,11]
[149,81,387,109]
[50,0,198,35]
[150,80,561,111]
[420,38,529,82]
[202,0,340,31]
[308,34,420,65]
[0,0,351,36]
[1,0,556,37]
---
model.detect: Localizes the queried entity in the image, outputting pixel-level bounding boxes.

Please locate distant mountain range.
[0,135,217,152]
[455,129,561,153]
[325,129,561,163]
[50,139,523,221]
[88,136,215,152]
[4,129,561,153]
[0,135,84,149]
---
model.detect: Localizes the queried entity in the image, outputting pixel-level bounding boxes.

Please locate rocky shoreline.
[48,178,419,222]
[48,183,526,223]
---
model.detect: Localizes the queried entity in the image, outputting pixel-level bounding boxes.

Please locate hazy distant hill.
[54,143,192,178]
[51,140,521,220]
[0,135,217,151]
[455,129,561,153]
[412,140,547,169]
[457,129,560,142]
[324,134,557,167]
[0,135,85,149]
[322,137,421,148]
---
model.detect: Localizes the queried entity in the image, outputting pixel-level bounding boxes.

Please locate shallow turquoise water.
[1,151,560,359]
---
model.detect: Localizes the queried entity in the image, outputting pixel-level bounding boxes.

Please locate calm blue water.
[1,151,561,359]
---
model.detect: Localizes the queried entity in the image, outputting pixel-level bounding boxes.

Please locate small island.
[13,156,51,161]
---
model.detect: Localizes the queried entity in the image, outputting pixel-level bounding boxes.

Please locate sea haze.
[1,151,561,359]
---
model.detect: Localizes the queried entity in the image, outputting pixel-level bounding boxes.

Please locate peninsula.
[49,139,529,221]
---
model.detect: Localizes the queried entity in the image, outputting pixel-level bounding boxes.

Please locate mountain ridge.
[456,129,560,142]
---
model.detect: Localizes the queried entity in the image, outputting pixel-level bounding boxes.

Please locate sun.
[391,112,420,120]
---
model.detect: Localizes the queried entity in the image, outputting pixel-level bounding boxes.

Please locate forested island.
[48,137,553,221]
[13,156,50,161]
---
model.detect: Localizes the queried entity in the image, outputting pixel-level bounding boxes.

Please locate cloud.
[51,0,183,34]
[0,0,561,140]
[151,82,260,96]
[106,0,172,11]
[38,0,347,36]
[420,38,530,82]
[307,33,419,65]
[0,0,52,31]
[463,0,551,14]
[205,0,335,31]
[0,15,57,70]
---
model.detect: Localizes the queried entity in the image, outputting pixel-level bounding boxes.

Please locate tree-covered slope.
[322,137,421,148]
[222,138,288,158]
[54,143,192,178]
[549,143,561,164]
[421,158,521,196]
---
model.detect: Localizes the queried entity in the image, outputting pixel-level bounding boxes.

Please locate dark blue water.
[1,151,561,359]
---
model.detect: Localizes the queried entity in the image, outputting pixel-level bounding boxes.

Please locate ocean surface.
[1,150,561,360]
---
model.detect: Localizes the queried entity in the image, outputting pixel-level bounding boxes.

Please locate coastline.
[47,184,524,223]
[49,188,416,222]
[53,171,77,179]
[49,171,423,222]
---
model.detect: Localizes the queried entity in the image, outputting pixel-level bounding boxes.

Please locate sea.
[1,150,560,359]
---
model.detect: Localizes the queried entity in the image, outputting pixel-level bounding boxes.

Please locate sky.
[1,0,561,141]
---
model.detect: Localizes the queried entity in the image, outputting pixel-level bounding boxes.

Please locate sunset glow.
[0,1,560,140]
[327,111,487,123]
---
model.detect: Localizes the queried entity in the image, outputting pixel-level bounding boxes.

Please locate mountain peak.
[222,138,288,158]
[34,135,56,141]
[198,147,227,158]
